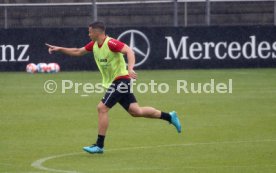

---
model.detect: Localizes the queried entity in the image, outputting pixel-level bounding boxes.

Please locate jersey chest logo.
[97,57,109,67]
[99,58,107,63]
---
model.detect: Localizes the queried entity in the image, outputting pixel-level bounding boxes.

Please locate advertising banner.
[1,26,276,71]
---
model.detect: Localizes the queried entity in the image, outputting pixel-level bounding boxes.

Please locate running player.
[46,21,181,154]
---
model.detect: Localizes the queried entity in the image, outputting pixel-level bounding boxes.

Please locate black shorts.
[101,78,137,111]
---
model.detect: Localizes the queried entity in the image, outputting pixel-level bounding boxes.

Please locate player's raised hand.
[45,43,60,54]
[129,69,137,79]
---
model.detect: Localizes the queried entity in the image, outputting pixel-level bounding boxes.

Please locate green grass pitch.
[0,69,276,173]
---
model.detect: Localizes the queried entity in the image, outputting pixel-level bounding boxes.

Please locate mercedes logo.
[117,30,150,67]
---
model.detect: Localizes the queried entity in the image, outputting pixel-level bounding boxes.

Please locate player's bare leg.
[97,101,109,136]
[83,101,109,154]
[128,103,161,118]
[128,103,182,133]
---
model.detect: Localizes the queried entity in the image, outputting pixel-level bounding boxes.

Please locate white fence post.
[92,0,97,21]
[274,0,276,25]
[4,6,8,29]
[206,0,211,26]
[174,0,178,27]
[184,1,188,27]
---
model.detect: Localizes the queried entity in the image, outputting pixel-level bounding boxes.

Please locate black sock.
[96,135,105,148]
[160,112,171,123]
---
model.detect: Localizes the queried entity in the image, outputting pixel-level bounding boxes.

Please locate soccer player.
[46,21,181,154]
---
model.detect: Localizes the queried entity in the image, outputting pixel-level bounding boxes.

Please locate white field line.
[31,139,276,173]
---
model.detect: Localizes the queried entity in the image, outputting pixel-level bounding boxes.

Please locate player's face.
[88,27,100,41]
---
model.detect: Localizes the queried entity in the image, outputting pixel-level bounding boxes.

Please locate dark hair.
[89,21,106,32]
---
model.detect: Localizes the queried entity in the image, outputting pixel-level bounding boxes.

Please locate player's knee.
[97,103,108,113]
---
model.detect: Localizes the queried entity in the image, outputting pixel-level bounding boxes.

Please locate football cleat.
[169,111,182,133]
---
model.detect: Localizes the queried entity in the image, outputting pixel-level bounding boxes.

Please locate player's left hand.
[129,69,137,79]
